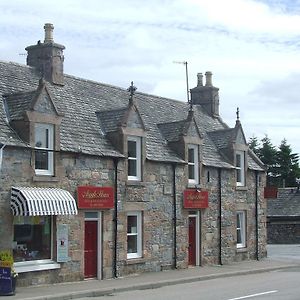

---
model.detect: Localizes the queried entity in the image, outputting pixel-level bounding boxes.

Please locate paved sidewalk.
[4,257,299,300]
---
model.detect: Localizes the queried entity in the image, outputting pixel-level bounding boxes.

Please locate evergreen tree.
[276,139,300,187]
[248,136,259,155]
[257,135,278,186]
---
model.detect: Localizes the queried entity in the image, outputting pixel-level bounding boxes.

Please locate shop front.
[10,187,78,274]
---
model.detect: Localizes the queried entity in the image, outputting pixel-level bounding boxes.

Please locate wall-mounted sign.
[264,186,278,199]
[183,189,209,209]
[77,186,114,209]
[57,224,69,262]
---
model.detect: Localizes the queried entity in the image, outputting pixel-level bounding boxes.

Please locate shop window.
[127,212,142,259]
[13,216,52,262]
[188,144,199,185]
[236,211,246,248]
[127,136,141,181]
[236,150,245,186]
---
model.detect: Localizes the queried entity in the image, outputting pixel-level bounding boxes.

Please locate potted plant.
[0,250,17,295]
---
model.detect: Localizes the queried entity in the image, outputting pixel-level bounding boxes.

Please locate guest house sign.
[183,189,209,209]
[77,186,114,209]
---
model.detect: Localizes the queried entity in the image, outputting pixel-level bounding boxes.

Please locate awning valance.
[11,187,78,216]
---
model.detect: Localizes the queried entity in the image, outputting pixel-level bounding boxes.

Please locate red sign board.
[183,189,209,209]
[77,186,114,209]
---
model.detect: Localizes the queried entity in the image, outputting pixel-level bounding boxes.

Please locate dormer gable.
[208,109,249,167]
[3,78,63,145]
[29,79,62,117]
[120,101,145,132]
[158,109,202,159]
[96,82,145,154]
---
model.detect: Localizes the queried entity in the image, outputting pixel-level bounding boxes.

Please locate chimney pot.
[44,23,54,43]
[205,71,213,87]
[197,73,203,87]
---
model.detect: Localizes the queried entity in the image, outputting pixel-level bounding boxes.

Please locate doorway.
[188,212,200,266]
[84,212,101,279]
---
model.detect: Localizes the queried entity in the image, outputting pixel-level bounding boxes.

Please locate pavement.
[4,245,300,300]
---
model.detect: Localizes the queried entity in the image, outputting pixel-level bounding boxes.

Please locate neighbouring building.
[0,24,266,287]
[267,188,300,244]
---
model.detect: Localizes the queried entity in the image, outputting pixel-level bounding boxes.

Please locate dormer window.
[236,150,245,186]
[127,136,141,181]
[35,123,54,176]
[188,144,199,185]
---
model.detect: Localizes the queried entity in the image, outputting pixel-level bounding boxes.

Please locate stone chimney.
[190,71,219,117]
[25,23,65,85]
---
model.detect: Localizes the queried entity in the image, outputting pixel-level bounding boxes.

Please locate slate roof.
[267,188,300,217]
[4,91,36,121]
[0,59,264,170]
[158,120,188,142]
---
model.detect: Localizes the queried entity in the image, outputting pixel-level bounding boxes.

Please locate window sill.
[33,175,59,182]
[126,257,145,265]
[14,261,61,273]
[126,181,145,187]
[236,186,248,191]
[236,247,248,253]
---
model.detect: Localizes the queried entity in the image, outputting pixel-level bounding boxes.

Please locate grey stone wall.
[267,221,300,244]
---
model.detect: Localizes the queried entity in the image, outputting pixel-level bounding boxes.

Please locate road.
[76,266,300,300]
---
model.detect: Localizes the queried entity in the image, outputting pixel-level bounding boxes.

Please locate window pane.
[237,213,241,228]
[35,150,49,170]
[128,141,137,158]
[85,212,98,219]
[236,154,241,168]
[127,235,137,253]
[128,159,137,176]
[236,169,241,183]
[237,229,242,244]
[189,165,195,180]
[127,216,137,233]
[188,148,195,163]
[13,216,51,262]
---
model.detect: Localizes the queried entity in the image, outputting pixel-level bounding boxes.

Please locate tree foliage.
[249,135,300,187]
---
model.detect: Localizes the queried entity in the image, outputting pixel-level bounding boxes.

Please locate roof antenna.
[127,81,137,105]
[173,61,192,110]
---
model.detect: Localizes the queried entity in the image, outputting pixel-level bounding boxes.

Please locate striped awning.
[11,187,78,216]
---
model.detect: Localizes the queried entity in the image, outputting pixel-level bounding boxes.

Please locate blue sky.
[1,0,300,155]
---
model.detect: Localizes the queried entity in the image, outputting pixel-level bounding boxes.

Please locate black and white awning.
[11,187,78,216]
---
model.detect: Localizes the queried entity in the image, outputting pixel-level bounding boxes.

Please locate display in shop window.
[13,216,51,262]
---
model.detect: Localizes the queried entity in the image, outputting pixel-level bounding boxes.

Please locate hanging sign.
[57,224,69,262]
[77,186,114,209]
[183,189,209,209]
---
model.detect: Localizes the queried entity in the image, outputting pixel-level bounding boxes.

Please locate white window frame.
[188,144,199,185]
[236,150,245,186]
[13,216,60,273]
[34,123,54,176]
[236,211,246,248]
[127,211,142,259]
[127,136,141,181]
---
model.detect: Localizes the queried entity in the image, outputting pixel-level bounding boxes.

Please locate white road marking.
[227,290,278,300]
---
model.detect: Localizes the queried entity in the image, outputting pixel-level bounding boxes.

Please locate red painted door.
[84,221,98,278]
[188,217,196,265]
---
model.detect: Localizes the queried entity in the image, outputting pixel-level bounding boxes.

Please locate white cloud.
[0,0,300,155]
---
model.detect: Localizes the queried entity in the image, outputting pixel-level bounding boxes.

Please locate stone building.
[267,188,300,244]
[0,24,266,287]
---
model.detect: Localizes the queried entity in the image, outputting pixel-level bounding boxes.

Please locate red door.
[188,217,196,265]
[84,221,98,278]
